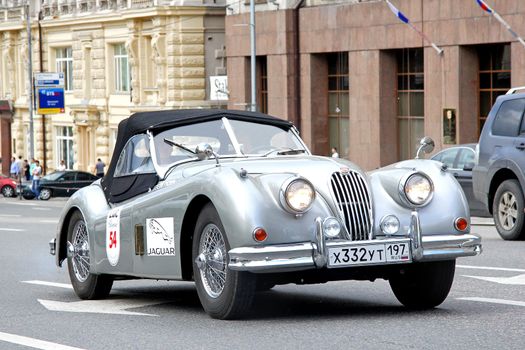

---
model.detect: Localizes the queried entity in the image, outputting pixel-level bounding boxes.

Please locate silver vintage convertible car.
[50,109,482,319]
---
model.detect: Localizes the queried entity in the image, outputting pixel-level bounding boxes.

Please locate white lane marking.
[458,297,525,307]
[33,207,51,211]
[462,274,525,285]
[457,264,525,273]
[39,220,58,224]
[0,214,21,217]
[38,299,161,316]
[0,331,85,350]
[0,228,25,232]
[22,280,73,289]
[2,202,37,206]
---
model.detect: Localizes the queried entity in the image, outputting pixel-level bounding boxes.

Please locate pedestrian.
[10,157,19,179]
[29,158,36,180]
[23,160,30,181]
[16,156,23,182]
[95,158,105,178]
[57,159,66,171]
[32,160,42,199]
[331,147,339,158]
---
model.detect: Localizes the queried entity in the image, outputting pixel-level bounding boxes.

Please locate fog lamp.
[323,217,341,238]
[380,215,400,235]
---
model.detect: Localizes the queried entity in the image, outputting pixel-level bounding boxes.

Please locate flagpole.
[385,0,443,55]
[477,0,525,48]
[492,12,525,48]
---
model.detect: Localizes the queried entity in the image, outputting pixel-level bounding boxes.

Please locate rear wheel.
[39,188,52,200]
[493,180,525,240]
[1,185,14,198]
[192,203,256,319]
[67,211,113,299]
[389,260,455,309]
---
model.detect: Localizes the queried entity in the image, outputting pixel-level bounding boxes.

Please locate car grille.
[330,171,373,241]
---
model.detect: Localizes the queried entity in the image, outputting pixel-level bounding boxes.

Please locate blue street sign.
[37,87,65,114]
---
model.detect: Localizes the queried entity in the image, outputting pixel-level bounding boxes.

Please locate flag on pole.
[386,0,409,24]
[385,0,443,55]
[476,0,493,14]
[475,0,525,48]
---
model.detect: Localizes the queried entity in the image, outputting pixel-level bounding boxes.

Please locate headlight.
[281,177,315,213]
[402,173,433,206]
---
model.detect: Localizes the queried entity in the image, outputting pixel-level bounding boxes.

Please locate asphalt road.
[0,197,524,350]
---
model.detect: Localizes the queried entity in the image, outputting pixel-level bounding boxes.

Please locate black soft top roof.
[101,109,293,202]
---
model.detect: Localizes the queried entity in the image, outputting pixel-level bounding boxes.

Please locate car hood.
[173,155,367,196]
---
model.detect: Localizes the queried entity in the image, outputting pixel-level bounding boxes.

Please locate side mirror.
[463,162,475,171]
[415,137,435,159]
[195,143,220,166]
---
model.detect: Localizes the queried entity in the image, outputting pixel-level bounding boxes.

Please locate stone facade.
[0,0,226,173]
[226,0,525,170]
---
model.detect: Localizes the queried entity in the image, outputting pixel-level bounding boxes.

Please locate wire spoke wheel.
[71,220,90,282]
[66,211,113,300]
[198,223,227,298]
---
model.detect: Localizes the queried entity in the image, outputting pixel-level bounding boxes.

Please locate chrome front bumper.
[228,212,482,272]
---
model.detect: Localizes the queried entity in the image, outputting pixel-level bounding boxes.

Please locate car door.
[57,172,76,196]
[74,172,97,192]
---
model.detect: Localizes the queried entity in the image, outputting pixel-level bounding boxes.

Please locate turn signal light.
[455,217,468,231]
[253,228,268,242]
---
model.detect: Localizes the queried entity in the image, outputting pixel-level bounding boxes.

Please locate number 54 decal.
[106,208,122,266]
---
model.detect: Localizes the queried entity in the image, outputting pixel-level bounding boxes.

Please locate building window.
[397,48,424,161]
[56,47,73,92]
[113,43,130,92]
[328,52,349,158]
[478,44,511,133]
[56,126,74,170]
[257,56,268,113]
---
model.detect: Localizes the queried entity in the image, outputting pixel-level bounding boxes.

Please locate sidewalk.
[471,216,494,226]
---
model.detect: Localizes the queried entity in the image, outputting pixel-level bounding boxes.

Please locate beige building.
[0,0,226,174]
[226,0,525,170]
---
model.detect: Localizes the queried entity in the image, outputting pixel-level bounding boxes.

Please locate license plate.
[328,242,411,268]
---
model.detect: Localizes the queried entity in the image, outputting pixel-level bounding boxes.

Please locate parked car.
[36,170,99,200]
[0,174,17,197]
[431,144,489,217]
[49,109,481,319]
[473,87,525,240]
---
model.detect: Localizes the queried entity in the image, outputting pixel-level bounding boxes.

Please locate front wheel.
[1,185,14,198]
[389,260,455,309]
[67,211,113,299]
[39,188,52,200]
[192,203,256,319]
[493,180,525,240]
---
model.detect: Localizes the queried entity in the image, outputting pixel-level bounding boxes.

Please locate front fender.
[369,159,470,236]
[55,182,109,267]
[188,167,334,249]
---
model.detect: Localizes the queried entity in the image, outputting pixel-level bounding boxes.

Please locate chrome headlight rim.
[399,172,434,208]
[279,176,316,214]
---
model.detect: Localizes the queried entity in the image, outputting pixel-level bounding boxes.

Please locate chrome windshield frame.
[150,118,310,179]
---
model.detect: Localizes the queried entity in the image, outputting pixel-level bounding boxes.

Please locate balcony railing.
[37,0,166,19]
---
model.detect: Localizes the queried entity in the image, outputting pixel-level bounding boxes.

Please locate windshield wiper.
[277,149,306,155]
[164,138,195,156]
[261,148,306,157]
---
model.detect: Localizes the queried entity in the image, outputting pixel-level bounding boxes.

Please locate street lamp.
[26,1,35,160]
[249,0,256,112]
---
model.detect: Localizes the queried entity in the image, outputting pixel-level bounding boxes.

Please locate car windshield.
[152,117,306,168]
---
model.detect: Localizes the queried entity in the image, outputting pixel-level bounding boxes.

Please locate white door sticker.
[146,218,175,256]
[106,208,121,266]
